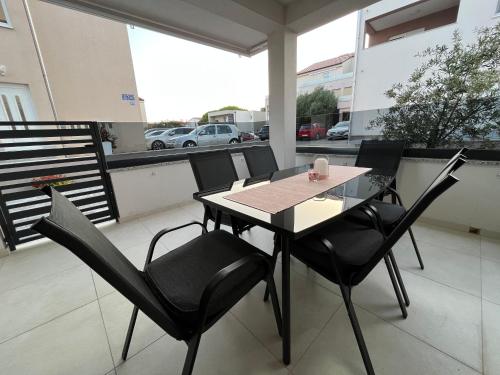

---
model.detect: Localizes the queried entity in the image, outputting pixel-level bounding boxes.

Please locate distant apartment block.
[0,0,143,124]
[351,0,500,138]
[208,109,267,133]
[297,53,355,121]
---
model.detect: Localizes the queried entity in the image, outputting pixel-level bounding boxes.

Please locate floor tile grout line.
[354,302,482,374]
[114,333,168,371]
[289,303,343,372]
[229,310,288,366]
[397,266,482,300]
[0,298,97,346]
[290,260,483,373]
[482,296,500,307]
[0,262,83,296]
[90,270,118,373]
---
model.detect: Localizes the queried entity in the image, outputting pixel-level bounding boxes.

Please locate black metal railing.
[0,122,119,250]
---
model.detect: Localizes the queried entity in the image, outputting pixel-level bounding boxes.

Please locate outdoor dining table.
[193,164,394,365]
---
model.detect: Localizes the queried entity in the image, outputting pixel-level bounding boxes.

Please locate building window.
[343,86,353,96]
[0,0,12,28]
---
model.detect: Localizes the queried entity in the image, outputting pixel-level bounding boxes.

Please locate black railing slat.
[2,172,103,190]
[10,195,109,220]
[0,146,97,161]
[0,156,97,170]
[7,187,105,210]
[0,163,99,182]
[0,122,119,250]
[0,129,90,138]
[14,207,111,230]
[3,180,104,201]
[0,139,93,147]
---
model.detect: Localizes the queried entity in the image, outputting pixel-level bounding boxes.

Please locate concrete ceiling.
[367,0,460,32]
[42,0,378,56]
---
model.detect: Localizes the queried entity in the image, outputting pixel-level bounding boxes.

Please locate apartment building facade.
[351,0,500,138]
[0,0,143,123]
[208,109,267,133]
[297,53,355,121]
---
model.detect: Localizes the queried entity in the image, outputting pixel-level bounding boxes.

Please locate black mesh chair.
[351,140,429,269]
[32,187,282,375]
[290,160,463,375]
[242,145,279,178]
[188,150,252,235]
[241,145,283,301]
[349,147,468,271]
[355,140,406,177]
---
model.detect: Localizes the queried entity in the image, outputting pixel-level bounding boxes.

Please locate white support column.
[268,28,297,169]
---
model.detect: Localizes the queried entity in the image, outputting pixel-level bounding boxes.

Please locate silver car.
[166,124,240,148]
[146,127,193,150]
[327,121,350,140]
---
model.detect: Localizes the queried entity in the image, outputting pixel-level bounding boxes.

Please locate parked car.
[240,131,259,142]
[165,124,240,148]
[327,121,350,140]
[256,125,269,141]
[144,128,164,136]
[146,127,193,150]
[297,123,326,140]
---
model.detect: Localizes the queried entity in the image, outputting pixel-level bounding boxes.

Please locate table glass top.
[195,165,393,236]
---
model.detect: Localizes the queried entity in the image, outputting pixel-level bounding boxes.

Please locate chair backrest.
[242,146,279,178]
[355,156,464,284]
[188,150,239,192]
[31,187,184,339]
[422,148,467,195]
[355,140,406,176]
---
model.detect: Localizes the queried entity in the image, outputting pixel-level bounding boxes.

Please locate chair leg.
[408,227,424,270]
[202,209,209,229]
[338,282,375,375]
[388,250,410,307]
[182,334,202,375]
[122,306,139,361]
[264,236,280,302]
[384,256,408,318]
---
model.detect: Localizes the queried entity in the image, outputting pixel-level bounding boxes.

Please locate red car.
[297,123,326,140]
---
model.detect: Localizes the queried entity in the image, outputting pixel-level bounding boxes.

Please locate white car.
[166,124,241,148]
[146,127,193,150]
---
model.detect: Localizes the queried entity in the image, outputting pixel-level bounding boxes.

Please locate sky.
[128,12,358,122]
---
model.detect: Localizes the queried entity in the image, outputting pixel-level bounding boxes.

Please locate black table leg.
[281,234,291,365]
[214,210,222,230]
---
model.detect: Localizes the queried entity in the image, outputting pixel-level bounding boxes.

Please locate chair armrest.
[143,221,208,269]
[364,204,387,236]
[385,186,405,207]
[197,253,270,332]
[355,204,385,235]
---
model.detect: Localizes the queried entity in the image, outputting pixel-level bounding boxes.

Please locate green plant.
[370,24,500,148]
[296,87,337,118]
[99,126,118,148]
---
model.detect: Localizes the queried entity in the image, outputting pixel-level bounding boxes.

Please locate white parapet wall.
[108,153,250,220]
[109,152,500,237]
[297,153,500,237]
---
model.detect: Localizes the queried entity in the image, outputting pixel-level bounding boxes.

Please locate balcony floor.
[0,202,499,375]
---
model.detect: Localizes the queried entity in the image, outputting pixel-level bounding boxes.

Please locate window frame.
[217,124,232,134]
[0,0,13,29]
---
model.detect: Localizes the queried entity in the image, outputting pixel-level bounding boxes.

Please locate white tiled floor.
[0,202,499,375]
